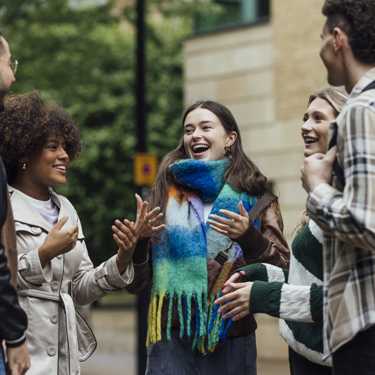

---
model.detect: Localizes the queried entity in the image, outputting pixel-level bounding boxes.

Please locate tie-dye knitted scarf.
[147,158,259,353]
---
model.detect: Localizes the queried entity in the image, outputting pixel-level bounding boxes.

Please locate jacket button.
[50,314,58,324]
[47,346,56,356]
[56,255,62,259]
[51,281,59,291]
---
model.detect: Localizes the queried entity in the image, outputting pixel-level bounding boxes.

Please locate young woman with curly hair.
[125,100,290,375]
[215,86,348,375]
[0,90,138,375]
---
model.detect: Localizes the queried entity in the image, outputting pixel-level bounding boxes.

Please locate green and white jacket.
[237,219,331,367]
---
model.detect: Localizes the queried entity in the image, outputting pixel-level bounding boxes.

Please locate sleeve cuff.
[310,283,323,323]
[307,182,337,214]
[250,280,282,318]
[132,238,150,264]
[18,249,52,286]
[236,222,270,260]
[104,255,135,288]
[6,333,26,348]
[235,263,269,282]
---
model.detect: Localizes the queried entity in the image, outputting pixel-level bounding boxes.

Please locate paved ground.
[81,308,289,375]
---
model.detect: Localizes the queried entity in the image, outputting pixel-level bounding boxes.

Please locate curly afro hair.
[0,90,82,184]
[322,0,375,65]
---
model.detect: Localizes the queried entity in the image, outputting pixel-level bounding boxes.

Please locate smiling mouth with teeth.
[192,144,210,153]
[304,137,318,145]
[54,165,66,170]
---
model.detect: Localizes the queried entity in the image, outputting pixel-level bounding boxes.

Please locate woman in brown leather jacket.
[124,100,289,375]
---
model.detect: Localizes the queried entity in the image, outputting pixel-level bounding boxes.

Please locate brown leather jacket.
[126,198,290,338]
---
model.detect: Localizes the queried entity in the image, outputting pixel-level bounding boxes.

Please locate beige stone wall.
[273,0,327,120]
[271,0,327,239]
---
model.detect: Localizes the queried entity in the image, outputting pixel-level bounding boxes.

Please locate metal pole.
[135,1,149,375]
[136,0,146,154]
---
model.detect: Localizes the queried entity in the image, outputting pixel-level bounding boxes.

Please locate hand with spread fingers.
[134,193,165,239]
[214,281,254,321]
[112,219,139,274]
[207,201,249,239]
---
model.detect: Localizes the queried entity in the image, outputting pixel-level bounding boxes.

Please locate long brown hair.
[148,100,269,224]
[292,86,348,238]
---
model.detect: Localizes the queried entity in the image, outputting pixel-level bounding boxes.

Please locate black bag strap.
[328,126,345,186]
[329,80,375,187]
[0,157,8,229]
[362,80,375,93]
[248,191,278,223]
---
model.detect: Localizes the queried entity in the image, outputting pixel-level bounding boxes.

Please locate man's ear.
[333,27,347,53]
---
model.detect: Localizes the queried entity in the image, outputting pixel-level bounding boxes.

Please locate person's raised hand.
[214,281,253,322]
[301,146,336,193]
[134,194,165,239]
[208,201,249,239]
[38,216,79,268]
[113,219,138,274]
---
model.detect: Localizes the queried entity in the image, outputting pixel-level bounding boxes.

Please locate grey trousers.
[145,327,257,375]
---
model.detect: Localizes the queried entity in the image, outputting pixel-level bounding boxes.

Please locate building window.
[195,0,270,34]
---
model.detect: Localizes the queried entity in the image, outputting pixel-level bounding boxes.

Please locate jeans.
[146,328,257,375]
[289,347,332,375]
[0,345,6,375]
[332,325,375,375]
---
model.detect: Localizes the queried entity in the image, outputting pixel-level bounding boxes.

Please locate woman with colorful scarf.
[126,101,290,375]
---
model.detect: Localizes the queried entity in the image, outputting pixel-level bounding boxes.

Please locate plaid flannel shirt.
[307,68,375,358]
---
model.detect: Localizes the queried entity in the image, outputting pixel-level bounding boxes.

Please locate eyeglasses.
[0,59,18,75]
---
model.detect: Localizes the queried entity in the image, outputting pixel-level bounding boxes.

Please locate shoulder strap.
[248,191,277,222]
[362,80,375,93]
[328,125,345,187]
[0,158,8,229]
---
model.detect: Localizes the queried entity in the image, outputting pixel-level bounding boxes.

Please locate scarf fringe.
[147,290,235,354]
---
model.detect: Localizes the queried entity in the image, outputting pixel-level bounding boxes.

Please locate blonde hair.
[308,85,348,116]
[292,86,348,239]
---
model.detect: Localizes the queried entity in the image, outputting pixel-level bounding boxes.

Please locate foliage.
[0,0,210,264]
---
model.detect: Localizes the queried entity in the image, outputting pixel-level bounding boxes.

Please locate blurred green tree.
[0,0,214,264]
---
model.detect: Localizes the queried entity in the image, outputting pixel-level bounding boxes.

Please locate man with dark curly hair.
[0,31,30,375]
[301,1,375,373]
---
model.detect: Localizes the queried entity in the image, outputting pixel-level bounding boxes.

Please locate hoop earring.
[225,146,231,154]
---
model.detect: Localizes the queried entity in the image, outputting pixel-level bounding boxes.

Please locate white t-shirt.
[13,188,59,226]
[203,201,214,223]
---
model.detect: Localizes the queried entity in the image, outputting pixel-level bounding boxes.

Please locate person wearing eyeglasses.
[0,31,30,375]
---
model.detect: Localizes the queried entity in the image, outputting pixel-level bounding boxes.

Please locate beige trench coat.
[10,186,134,375]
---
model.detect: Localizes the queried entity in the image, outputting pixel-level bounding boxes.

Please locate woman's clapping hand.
[134,193,165,239]
[112,219,139,274]
[112,194,165,274]
[38,216,79,268]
